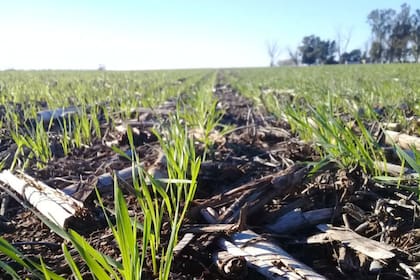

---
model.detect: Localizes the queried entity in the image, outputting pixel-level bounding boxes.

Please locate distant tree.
[369,41,384,63]
[389,3,412,62]
[335,27,353,62]
[367,8,396,62]
[98,64,106,71]
[340,52,350,63]
[341,49,362,63]
[265,3,420,65]
[299,35,319,65]
[299,35,337,65]
[411,9,420,62]
[266,41,280,67]
[324,40,338,64]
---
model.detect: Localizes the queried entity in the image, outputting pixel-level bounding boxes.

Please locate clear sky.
[0,0,418,70]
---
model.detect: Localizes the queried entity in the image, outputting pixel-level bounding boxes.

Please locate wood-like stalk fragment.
[213,250,248,279]
[202,208,326,280]
[231,230,326,280]
[37,106,80,123]
[63,153,167,202]
[267,208,333,234]
[384,130,420,151]
[173,233,195,256]
[374,161,418,178]
[0,170,85,229]
[317,224,396,260]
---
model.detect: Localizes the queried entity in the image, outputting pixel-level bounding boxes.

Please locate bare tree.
[287,47,299,65]
[335,27,353,62]
[266,40,280,67]
[362,39,371,63]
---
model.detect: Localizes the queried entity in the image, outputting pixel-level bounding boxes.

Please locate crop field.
[0,65,419,279]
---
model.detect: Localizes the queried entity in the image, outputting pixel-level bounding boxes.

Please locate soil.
[0,71,419,279]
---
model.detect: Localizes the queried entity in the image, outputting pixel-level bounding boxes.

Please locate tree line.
[268,3,420,66]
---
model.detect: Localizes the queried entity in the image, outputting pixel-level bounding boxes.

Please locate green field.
[0,65,419,279]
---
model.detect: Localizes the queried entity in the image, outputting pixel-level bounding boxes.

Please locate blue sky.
[0,0,418,70]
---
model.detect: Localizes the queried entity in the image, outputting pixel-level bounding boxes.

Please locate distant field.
[2,64,418,113]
